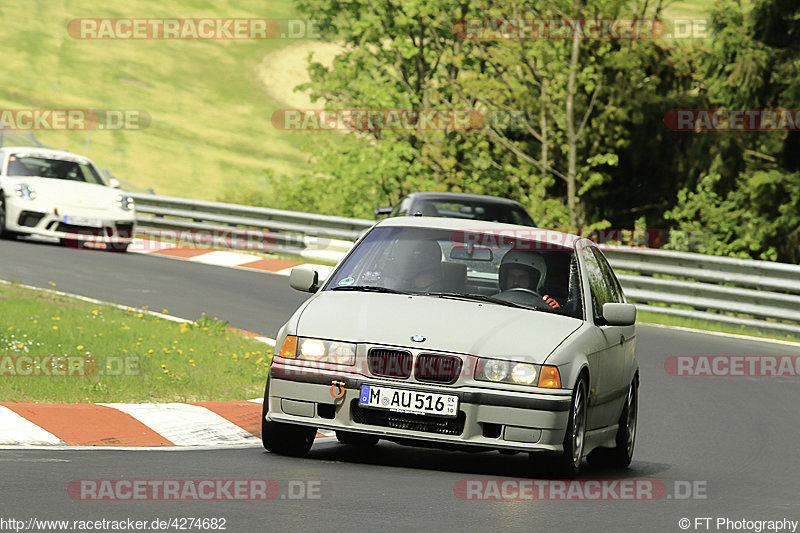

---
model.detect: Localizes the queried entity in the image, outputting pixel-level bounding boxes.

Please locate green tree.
[666,0,800,263]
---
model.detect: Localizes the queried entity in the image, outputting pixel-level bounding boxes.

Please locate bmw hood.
[295,291,582,363]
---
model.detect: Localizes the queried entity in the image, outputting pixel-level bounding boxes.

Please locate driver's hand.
[542,294,561,309]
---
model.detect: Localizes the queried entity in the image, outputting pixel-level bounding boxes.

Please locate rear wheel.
[260,379,316,457]
[336,431,379,447]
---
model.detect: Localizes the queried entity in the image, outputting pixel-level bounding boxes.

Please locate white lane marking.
[189,251,263,267]
[129,238,176,253]
[638,322,800,347]
[0,280,276,345]
[0,439,347,450]
[0,406,64,445]
[99,403,260,446]
[0,280,191,324]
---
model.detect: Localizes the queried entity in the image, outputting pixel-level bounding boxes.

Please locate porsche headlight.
[14,183,37,201]
[277,335,356,365]
[116,194,135,211]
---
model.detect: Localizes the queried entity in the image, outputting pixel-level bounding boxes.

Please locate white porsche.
[0,147,135,251]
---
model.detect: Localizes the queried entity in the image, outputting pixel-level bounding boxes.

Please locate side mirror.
[374,206,393,218]
[108,178,121,189]
[601,302,637,326]
[289,268,319,293]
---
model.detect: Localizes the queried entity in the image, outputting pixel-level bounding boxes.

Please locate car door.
[579,245,625,429]
[592,247,634,405]
[592,247,636,394]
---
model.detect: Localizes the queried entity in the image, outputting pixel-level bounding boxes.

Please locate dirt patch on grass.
[256,41,344,109]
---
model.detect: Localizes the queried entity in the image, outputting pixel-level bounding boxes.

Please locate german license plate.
[359,385,458,418]
[63,215,103,227]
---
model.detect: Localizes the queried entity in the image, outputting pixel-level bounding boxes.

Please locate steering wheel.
[500,287,542,298]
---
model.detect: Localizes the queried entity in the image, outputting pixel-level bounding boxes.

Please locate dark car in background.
[375,192,536,227]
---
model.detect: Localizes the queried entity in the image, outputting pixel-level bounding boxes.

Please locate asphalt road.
[0,238,309,337]
[1,238,799,533]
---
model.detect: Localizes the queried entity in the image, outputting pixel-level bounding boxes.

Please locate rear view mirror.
[374,206,393,218]
[289,268,319,293]
[601,302,636,326]
[108,178,121,189]
[449,245,493,261]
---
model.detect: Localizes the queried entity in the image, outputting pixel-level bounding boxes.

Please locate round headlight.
[14,183,37,200]
[511,363,538,385]
[116,194,135,211]
[299,339,326,360]
[483,360,509,382]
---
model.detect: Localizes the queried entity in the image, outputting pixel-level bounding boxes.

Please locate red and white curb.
[129,238,334,279]
[0,400,333,447]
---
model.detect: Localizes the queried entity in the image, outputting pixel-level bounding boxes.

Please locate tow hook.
[329,380,346,399]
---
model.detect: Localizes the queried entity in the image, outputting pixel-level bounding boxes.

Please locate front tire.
[106,242,130,252]
[589,378,638,468]
[336,431,379,447]
[553,377,588,477]
[261,379,316,457]
[0,198,18,240]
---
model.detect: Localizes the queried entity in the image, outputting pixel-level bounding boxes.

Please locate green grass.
[0,0,335,199]
[0,282,273,403]
[638,309,800,344]
[662,0,753,21]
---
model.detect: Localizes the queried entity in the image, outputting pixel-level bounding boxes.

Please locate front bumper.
[267,361,572,453]
[5,201,135,244]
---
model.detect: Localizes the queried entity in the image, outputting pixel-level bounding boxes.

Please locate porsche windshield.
[6,155,106,185]
[326,226,583,319]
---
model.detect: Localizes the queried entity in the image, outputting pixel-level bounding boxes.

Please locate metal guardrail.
[600,246,800,336]
[130,193,800,337]
[130,193,372,264]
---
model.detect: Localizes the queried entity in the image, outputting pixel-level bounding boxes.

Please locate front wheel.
[336,431,379,447]
[538,377,587,478]
[0,198,17,240]
[588,378,638,468]
[106,242,130,252]
[261,379,316,457]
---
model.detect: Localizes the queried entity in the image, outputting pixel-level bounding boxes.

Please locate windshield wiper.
[421,292,534,310]
[330,285,408,295]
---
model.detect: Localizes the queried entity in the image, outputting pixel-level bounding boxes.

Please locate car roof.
[376,216,585,249]
[405,191,526,207]
[0,146,94,165]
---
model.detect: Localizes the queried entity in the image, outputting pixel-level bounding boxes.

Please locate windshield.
[6,155,106,185]
[325,226,583,319]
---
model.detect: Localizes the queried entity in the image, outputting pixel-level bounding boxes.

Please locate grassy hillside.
[0,0,338,199]
[0,0,733,201]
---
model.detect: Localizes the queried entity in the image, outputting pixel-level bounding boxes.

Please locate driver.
[498,251,561,309]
